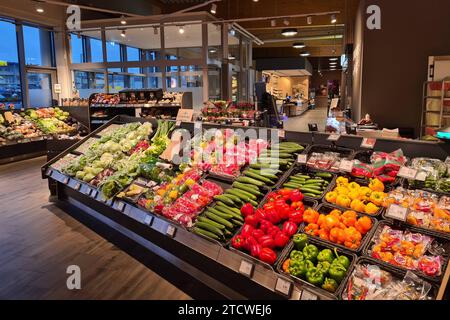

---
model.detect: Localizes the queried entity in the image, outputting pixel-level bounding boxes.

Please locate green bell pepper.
[303,244,319,263]
[317,261,331,276]
[333,248,350,269]
[306,267,325,286]
[317,249,334,264]
[289,260,313,279]
[289,250,304,262]
[293,234,308,250]
[329,263,347,283]
[322,278,338,293]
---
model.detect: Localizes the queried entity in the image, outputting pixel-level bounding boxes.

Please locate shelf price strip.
[238,260,254,278]
[397,166,418,180]
[297,154,308,165]
[143,215,153,226]
[275,277,293,297]
[300,290,318,300]
[166,224,177,238]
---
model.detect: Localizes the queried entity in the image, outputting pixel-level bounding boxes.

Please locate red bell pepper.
[267,225,281,238]
[259,248,277,265]
[282,221,298,237]
[263,202,275,211]
[276,203,291,220]
[266,209,281,224]
[255,208,268,222]
[231,235,245,249]
[252,229,265,240]
[258,235,275,249]
[288,210,304,224]
[250,243,262,258]
[266,192,278,202]
[274,232,290,248]
[240,203,254,217]
[241,224,254,238]
[245,214,260,227]
[290,189,304,202]
[244,236,258,251]
[260,220,274,234]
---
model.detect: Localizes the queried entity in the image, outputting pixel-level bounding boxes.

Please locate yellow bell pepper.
[369,191,385,206]
[325,191,338,204]
[348,190,360,201]
[351,199,366,212]
[348,182,361,191]
[336,176,349,187]
[358,187,372,200]
[369,178,385,192]
[335,186,350,195]
[365,203,380,215]
[336,195,352,208]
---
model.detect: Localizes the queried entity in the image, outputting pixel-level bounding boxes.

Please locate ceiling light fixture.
[307,16,313,25]
[210,3,217,14]
[329,57,338,61]
[209,48,217,53]
[120,15,127,25]
[293,42,306,49]
[300,51,310,57]
[228,55,236,60]
[120,30,126,38]
[229,28,236,36]
[281,28,297,37]
[253,0,259,2]
[331,14,337,24]
[35,2,44,13]
[178,26,185,34]
[270,20,276,27]
[153,27,158,35]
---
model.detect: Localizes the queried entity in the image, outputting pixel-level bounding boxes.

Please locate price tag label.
[144,215,153,226]
[116,201,126,212]
[275,277,292,297]
[63,177,70,184]
[415,171,427,182]
[166,224,177,238]
[90,189,98,198]
[361,138,376,149]
[301,290,318,300]
[297,154,308,165]
[175,120,182,127]
[327,134,340,142]
[84,188,92,196]
[46,169,53,177]
[386,204,408,222]
[74,183,81,191]
[278,129,286,139]
[339,159,354,173]
[238,260,254,278]
[194,122,202,130]
[398,167,418,180]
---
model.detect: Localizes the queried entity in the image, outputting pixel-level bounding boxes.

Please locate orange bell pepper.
[325,191,338,204]
[342,211,357,227]
[329,209,342,218]
[304,208,319,224]
[318,229,330,241]
[355,216,372,235]
[282,259,291,273]
[305,223,319,235]
[323,215,340,231]
[343,227,362,249]
[329,227,345,244]
[317,214,326,227]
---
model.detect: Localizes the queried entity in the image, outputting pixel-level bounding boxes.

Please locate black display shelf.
[41,115,450,300]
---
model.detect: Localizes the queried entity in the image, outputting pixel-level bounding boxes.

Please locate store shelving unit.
[421,80,450,136]
[41,116,450,300]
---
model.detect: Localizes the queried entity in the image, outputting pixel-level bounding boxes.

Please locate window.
[106,41,121,62]
[70,33,83,63]
[129,76,144,89]
[74,70,105,98]
[0,20,22,108]
[108,71,125,93]
[23,25,54,67]
[89,37,103,63]
[126,46,140,61]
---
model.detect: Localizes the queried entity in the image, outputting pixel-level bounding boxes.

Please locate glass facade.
[70,33,84,64]
[23,25,54,67]
[89,37,103,63]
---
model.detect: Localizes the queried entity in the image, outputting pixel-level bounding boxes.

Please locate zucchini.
[205,212,234,228]
[197,216,226,229]
[193,227,220,240]
[196,222,224,237]
[236,176,265,187]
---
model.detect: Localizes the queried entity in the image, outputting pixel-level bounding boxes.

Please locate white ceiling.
[82,23,239,50]
[265,69,312,77]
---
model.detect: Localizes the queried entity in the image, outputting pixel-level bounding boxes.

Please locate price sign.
[297,154,308,165]
[275,277,292,297]
[238,260,254,278]
[176,109,193,123]
[278,129,286,139]
[83,188,92,196]
[63,177,70,184]
[175,120,182,127]
[398,167,418,180]
[144,215,153,226]
[386,204,408,222]
[327,134,340,142]
[301,290,318,300]
[361,138,376,149]
[415,171,427,182]
[74,183,81,191]
[116,201,126,212]
[339,159,354,173]
[166,224,177,238]
[90,189,98,198]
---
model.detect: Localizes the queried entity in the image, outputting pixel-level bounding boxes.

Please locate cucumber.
[227,188,257,201]
[295,175,311,179]
[221,193,243,205]
[236,176,265,187]
[303,179,325,184]
[227,188,256,202]
[300,187,323,195]
[232,181,260,191]
[231,219,244,226]
[196,222,224,237]
[214,195,235,206]
[247,168,279,180]
[193,227,220,240]
[300,185,323,191]
[315,172,333,179]
[249,163,280,171]
[304,193,319,197]
[244,171,274,184]
[223,229,233,237]
[207,207,234,220]
[197,216,226,229]
[214,204,240,217]
[258,158,290,166]
[205,212,234,228]
[232,183,262,197]
[216,203,241,215]
[284,183,302,189]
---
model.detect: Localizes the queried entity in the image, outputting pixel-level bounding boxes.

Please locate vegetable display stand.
[324,175,387,218]
[362,220,450,284]
[301,203,378,254]
[342,256,439,300]
[305,144,354,173]
[278,165,336,201]
[401,178,450,198]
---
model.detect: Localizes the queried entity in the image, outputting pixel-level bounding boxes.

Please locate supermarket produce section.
[42,115,450,300]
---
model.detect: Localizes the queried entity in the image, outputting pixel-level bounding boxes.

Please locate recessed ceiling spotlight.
[210,3,217,14]
[120,30,126,38]
[329,57,339,61]
[178,26,185,34]
[120,15,127,25]
[293,42,306,49]
[253,0,259,2]
[281,28,297,37]
[307,16,313,25]
[229,28,236,36]
[330,62,337,65]
[209,48,217,53]
[331,14,337,24]
[300,51,310,57]
[228,55,236,60]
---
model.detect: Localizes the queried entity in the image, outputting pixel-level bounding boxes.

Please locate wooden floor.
[0,157,191,300]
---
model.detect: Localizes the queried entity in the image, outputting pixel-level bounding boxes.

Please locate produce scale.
[41,115,450,300]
